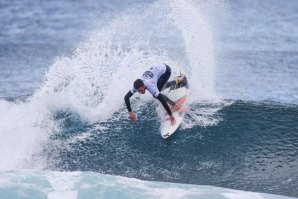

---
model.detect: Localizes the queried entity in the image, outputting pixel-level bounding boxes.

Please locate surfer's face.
[137,86,145,94]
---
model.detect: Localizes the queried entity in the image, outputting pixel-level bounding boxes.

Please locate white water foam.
[0,170,296,199]
[0,98,55,170]
[0,12,140,171]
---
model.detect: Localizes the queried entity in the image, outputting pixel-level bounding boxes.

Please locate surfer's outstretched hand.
[169,115,176,126]
[129,112,136,123]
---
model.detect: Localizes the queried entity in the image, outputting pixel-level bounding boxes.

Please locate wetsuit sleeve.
[155,94,172,116]
[124,91,134,112]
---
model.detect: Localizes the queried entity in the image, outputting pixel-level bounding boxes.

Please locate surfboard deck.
[160,75,188,139]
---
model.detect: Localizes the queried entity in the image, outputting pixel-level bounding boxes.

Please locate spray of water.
[169,0,217,101]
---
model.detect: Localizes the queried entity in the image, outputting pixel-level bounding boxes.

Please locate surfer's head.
[134,79,145,94]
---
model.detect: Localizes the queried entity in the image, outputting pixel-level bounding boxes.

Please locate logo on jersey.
[142,71,154,79]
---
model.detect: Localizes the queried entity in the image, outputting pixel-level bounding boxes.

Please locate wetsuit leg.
[157,65,175,105]
[157,65,171,91]
[162,80,176,90]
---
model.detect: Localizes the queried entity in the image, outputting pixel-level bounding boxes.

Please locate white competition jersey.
[131,64,167,97]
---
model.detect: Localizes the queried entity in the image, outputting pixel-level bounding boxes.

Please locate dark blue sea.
[0,0,297,198]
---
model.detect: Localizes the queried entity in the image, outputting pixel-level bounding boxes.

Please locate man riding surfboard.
[124,64,182,126]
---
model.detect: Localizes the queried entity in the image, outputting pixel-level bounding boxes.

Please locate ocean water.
[0,0,297,198]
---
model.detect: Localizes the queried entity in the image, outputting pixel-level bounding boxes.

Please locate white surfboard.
[160,75,188,139]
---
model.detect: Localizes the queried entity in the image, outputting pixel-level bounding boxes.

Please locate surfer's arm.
[124,91,137,122]
[124,91,133,112]
[124,91,134,112]
[155,94,172,116]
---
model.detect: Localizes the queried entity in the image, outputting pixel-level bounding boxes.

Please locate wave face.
[0,0,298,198]
[39,101,297,197]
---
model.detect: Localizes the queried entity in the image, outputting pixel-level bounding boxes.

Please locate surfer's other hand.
[169,115,176,126]
[129,112,136,123]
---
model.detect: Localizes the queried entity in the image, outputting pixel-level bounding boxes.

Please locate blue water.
[0,0,298,198]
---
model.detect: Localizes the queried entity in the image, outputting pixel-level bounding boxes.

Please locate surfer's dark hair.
[134,79,144,89]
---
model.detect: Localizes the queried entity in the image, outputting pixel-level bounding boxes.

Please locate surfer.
[124,64,180,126]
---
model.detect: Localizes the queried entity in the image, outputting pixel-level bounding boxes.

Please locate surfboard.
[160,74,189,139]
